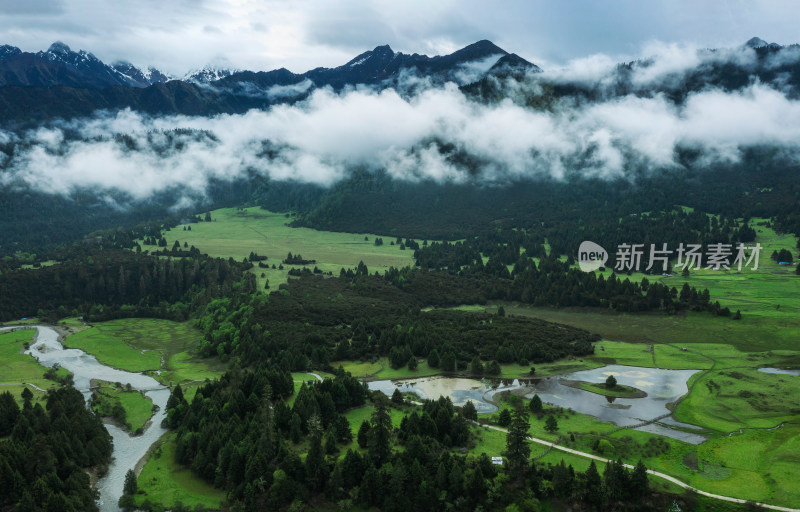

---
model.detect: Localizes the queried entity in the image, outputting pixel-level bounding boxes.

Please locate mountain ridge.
[0,37,797,122]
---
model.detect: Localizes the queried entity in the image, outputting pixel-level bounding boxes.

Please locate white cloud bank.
[2,65,800,205]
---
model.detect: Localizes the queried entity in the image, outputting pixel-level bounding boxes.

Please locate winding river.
[2,325,169,512]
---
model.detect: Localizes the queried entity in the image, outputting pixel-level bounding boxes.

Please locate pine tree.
[461,400,478,421]
[630,460,648,498]
[504,408,531,473]
[368,396,392,467]
[0,391,19,435]
[123,469,138,495]
[21,388,32,409]
[583,460,605,508]
[357,420,371,448]
[470,356,484,375]
[289,413,302,444]
[551,460,574,498]
[544,414,558,433]
[529,394,543,414]
[428,349,440,368]
[498,408,512,427]
[305,415,326,491]
[486,360,501,375]
[324,429,338,455]
[260,384,275,460]
[604,458,628,501]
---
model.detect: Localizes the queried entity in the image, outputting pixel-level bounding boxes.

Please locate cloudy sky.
[0,0,797,75]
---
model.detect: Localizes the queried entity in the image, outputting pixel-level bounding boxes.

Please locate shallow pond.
[758,367,800,377]
[369,364,707,444]
[3,326,169,512]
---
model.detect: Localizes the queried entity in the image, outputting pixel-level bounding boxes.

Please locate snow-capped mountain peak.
[46,41,71,56]
[0,44,21,60]
[184,65,237,84]
[111,61,171,87]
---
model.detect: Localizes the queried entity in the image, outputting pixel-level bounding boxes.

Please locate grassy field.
[529,401,797,505]
[467,421,683,495]
[343,403,407,435]
[140,207,419,290]
[467,217,800,353]
[0,329,63,404]
[335,357,439,380]
[63,318,225,386]
[336,356,605,382]
[135,432,225,511]
[0,318,42,327]
[91,382,154,432]
[674,368,800,432]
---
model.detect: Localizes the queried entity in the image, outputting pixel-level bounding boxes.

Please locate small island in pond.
[559,378,648,398]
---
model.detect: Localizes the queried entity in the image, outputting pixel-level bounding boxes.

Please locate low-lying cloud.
[2,44,800,208]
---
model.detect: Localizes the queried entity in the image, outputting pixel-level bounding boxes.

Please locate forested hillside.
[0,387,113,512]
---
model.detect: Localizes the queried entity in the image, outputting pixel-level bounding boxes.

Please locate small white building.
[491,457,504,466]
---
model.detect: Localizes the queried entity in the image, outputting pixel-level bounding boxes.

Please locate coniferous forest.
[0,388,113,512]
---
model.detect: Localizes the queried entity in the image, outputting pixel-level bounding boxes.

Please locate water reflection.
[758,367,800,377]
[369,364,707,444]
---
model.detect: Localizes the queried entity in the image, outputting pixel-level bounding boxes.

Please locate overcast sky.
[0,0,797,76]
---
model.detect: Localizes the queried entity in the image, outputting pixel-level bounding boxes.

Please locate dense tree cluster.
[283,252,316,265]
[0,388,112,512]
[194,271,597,370]
[0,248,252,322]
[161,369,658,511]
[409,244,724,314]
[167,367,363,507]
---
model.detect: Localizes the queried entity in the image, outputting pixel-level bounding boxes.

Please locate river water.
[369,364,707,444]
[3,326,169,512]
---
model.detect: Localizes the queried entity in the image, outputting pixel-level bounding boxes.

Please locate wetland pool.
[370,364,707,444]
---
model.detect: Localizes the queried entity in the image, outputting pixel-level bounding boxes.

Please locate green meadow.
[335,357,438,380]
[140,207,419,290]
[91,381,155,432]
[63,318,225,386]
[135,432,225,511]
[473,391,800,506]
[343,403,407,435]
[0,329,63,404]
[674,367,800,432]
[459,216,800,355]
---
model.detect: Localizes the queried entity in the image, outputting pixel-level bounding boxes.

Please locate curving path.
[474,421,799,512]
[0,382,47,391]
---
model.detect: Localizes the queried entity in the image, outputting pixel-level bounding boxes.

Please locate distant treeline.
[410,243,728,315]
[260,152,798,256]
[0,246,252,322]
[0,168,257,258]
